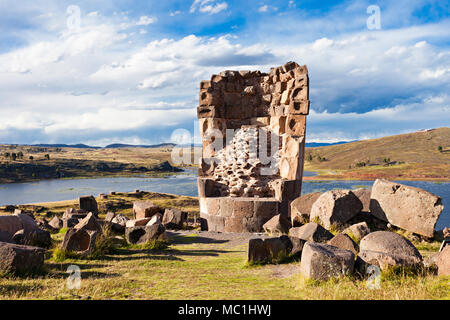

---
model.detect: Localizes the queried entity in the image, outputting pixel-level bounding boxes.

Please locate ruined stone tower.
[197,61,309,232]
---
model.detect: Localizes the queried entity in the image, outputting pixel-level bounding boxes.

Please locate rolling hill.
[304,127,450,180]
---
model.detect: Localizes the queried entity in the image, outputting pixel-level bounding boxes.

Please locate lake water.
[0,170,448,230]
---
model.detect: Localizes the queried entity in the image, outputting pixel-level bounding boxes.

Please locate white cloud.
[136,15,156,26]
[190,0,228,14]
[258,5,268,13]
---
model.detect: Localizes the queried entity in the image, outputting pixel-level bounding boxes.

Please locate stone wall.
[197,61,309,232]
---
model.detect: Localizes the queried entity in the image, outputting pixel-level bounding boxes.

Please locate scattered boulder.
[126,218,152,228]
[353,189,371,213]
[133,201,161,219]
[369,179,444,238]
[79,196,98,215]
[289,223,333,243]
[162,208,187,230]
[0,214,25,236]
[358,231,422,269]
[300,242,355,280]
[327,233,359,255]
[310,190,363,229]
[62,218,80,229]
[290,192,322,226]
[61,228,98,256]
[147,213,163,227]
[63,208,87,220]
[247,237,290,264]
[110,214,129,233]
[343,222,371,240]
[436,246,450,276]
[0,242,45,274]
[125,224,166,245]
[74,212,102,233]
[263,214,291,235]
[12,228,51,248]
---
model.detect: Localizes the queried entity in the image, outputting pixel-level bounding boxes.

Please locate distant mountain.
[104,143,176,148]
[31,143,101,149]
[305,141,354,148]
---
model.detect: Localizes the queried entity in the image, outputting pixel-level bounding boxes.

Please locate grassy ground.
[0,193,448,300]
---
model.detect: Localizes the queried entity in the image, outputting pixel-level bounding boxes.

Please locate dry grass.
[304,127,450,180]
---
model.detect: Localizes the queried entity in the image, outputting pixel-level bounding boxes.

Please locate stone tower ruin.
[197,61,309,232]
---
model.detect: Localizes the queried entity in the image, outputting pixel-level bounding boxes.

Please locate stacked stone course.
[197,61,309,232]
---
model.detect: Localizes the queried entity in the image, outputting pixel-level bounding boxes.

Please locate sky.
[0,0,449,146]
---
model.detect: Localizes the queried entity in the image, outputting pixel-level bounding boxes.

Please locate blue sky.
[0,0,449,146]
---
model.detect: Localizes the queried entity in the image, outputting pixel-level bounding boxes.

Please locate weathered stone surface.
[126,218,152,228]
[133,201,161,219]
[79,196,98,215]
[146,213,163,227]
[62,218,80,229]
[436,246,450,276]
[247,237,291,264]
[359,231,422,268]
[353,189,371,212]
[0,242,45,274]
[300,242,355,280]
[343,222,371,240]
[290,192,322,227]
[61,228,98,255]
[162,208,187,230]
[327,233,359,255]
[370,179,444,237]
[63,208,87,220]
[110,214,129,233]
[443,227,450,239]
[74,212,102,233]
[13,228,51,248]
[289,223,334,243]
[0,214,25,237]
[0,214,50,247]
[263,214,291,235]
[0,231,12,243]
[105,212,116,223]
[125,224,166,245]
[310,190,363,229]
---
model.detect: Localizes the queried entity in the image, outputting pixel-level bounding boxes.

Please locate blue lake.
[0,170,448,230]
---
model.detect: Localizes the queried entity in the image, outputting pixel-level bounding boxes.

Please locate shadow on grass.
[167,233,230,245]
[166,248,242,257]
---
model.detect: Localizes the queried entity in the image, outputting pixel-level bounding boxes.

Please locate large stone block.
[285,114,306,136]
[0,242,45,274]
[79,196,98,215]
[133,201,162,219]
[300,242,355,280]
[290,192,322,226]
[310,190,363,229]
[370,179,444,237]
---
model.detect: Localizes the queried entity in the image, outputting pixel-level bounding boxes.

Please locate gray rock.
[370,179,444,238]
[48,216,63,230]
[343,222,371,240]
[133,201,162,219]
[289,223,333,243]
[125,224,166,245]
[74,212,102,233]
[79,196,98,215]
[0,242,45,274]
[436,246,450,276]
[290,192,322,227]
[310,190,363,229]
[300,242,355,280]
[162,208,187,230]
[327,233,359,255]
[61,228,98,256]
[263,214,291,235]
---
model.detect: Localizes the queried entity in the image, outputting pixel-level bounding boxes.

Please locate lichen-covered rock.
[0,242,45,274]
[343,222,371,240]
[327,233,359,255]
[290,192,322,227]
[369,179,444,238]
[310,190,363,229]
[300,242,355,280]
[289,223,333,243]
[263,214,291,235]
[358,231,422,269]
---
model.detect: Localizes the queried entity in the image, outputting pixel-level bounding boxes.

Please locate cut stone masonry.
[197,61,309,232]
